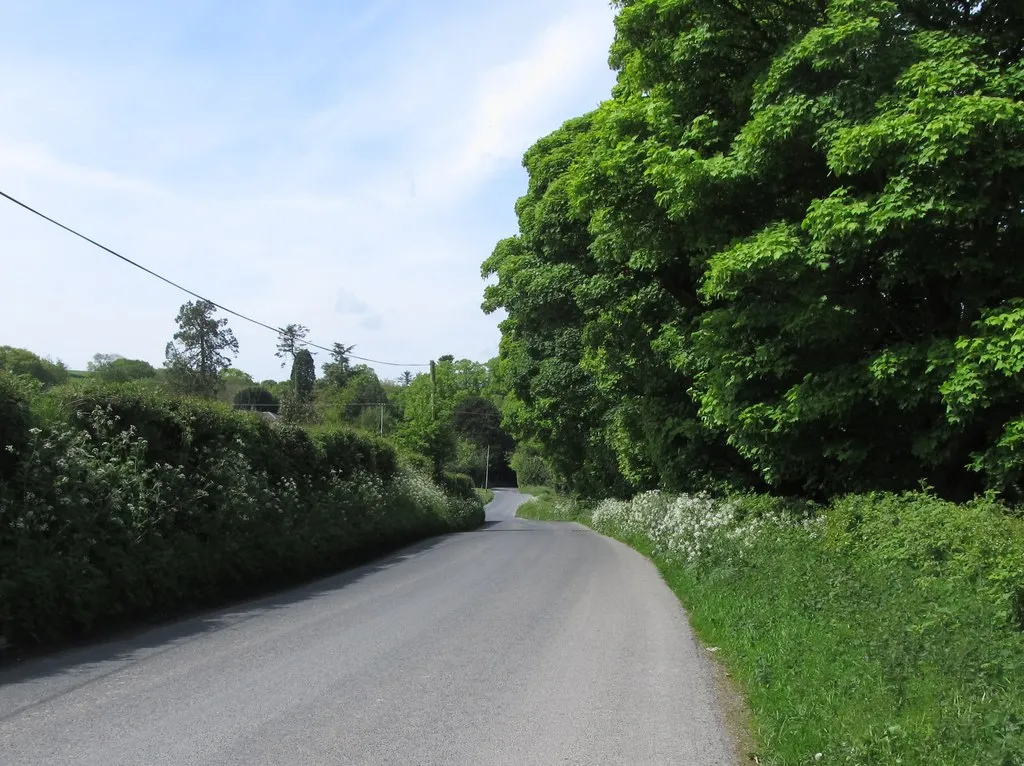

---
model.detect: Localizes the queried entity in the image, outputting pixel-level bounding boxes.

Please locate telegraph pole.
[484,444,490,490]
[379,402,384,436]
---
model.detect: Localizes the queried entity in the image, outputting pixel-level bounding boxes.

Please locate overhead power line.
[0,189,430,368]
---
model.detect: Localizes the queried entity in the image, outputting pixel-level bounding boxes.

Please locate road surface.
[0,489,735,765]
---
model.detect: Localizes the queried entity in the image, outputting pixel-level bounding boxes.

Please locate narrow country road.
[0,490,735,765]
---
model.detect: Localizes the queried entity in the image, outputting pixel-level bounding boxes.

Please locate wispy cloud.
[0,0,617,379]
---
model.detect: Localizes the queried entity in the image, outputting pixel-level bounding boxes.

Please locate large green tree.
[484,0,1024,500]
[290,349,316,402]
[163,301,239,398]
[88,354,157,384]
[0,346,68,388]
[275,323,310,367]
[321,342,356,388]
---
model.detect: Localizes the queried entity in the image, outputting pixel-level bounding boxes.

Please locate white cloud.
[0,0,617,380]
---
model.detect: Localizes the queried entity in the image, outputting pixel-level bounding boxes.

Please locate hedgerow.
[0,376,482,650]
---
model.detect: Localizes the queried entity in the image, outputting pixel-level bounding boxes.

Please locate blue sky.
[0,0,618,380]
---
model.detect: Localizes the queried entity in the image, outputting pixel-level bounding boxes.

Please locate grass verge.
[519,487,1024,765]
[475,487,495,505]
[515,485,567,519]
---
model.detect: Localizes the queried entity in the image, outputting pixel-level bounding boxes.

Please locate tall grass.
[520,489,1024,764]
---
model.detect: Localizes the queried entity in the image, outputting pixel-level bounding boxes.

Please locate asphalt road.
[0,489,735,765]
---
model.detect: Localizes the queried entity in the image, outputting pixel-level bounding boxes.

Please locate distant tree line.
[2,298,516,488]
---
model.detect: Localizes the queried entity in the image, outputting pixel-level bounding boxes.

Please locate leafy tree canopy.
[321,343,356,388]
[164,300,239,398]
[290,348,316,402]
[88,355,157,384]
[484,0,1024,500]
[0,346,68,388]
[275,324,310,367]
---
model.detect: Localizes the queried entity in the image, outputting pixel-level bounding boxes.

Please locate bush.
[0,383,483,650]
[0,346,68,387]
[233,385,279,414]
[827,492,1024,630]
[510,444,553,488]
[0,372,33,481]
[436,471,477,502]
[92,358,157,384]
[315,428,398,481]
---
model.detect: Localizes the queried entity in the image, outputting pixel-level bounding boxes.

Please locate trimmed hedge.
[0,377,482,650]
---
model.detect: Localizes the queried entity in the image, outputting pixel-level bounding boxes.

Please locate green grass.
[525,488,1024,765]
[475,487,495,505]
[515,485,569,520]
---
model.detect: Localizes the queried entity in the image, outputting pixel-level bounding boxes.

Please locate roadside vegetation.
[498,0,1024,763]
[519,489,1024,764]
[0,374,483,652]
[1,302,514,653]
[516,485,561,519]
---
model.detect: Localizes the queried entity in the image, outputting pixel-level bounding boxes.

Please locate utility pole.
[379,402,384,436]
[484,444,490,490]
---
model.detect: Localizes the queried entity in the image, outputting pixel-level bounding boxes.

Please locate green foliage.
[88,355,157,384]
[0,372,33,480]
[279,389,319,425]
[484,0,1024,501]
[515,485,586,522]
[290,348,316,401]
[339,366,385,418]
[321,342,356,388]
[509,443,554,488]
[316,428,398,480]
[233,385,279,414]
[394,358,514,484]
[164,300,239,398]
[0,383,482,650]
[938,301,1024,494]
[568,487,1024,765]
[436,471,476,502]
[0,346,68,387]
[827,492,1024,630]
[275,323,309,366]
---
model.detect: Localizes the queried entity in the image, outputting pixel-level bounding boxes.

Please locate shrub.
[827,492,1024,630]
[0,372,33,481]
[0,383,483,650]
[510,444,553,487]
[233,385,279,414]
[315,428,398,481]
[0,346,68,387]
[437,471,476,502]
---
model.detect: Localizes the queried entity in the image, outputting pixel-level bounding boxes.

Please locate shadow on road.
[0,533,455,704]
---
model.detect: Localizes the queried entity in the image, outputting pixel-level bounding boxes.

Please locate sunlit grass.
[524,487,1024,765]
